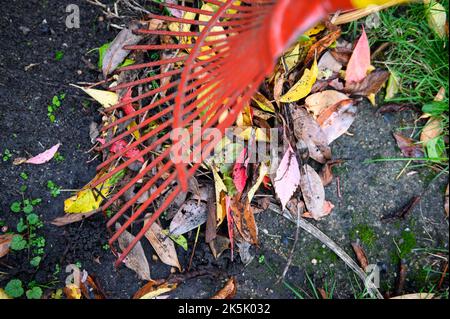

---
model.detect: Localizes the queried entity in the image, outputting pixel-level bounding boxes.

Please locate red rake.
[91,0,389,267]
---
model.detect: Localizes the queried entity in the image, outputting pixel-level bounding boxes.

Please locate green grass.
[357,1,449,170]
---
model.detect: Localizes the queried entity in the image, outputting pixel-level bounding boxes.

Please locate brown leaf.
[205,186,217,243]
[330,47,352,65]
[319,160,344,186]
[381,196,421,221]
[51,210,98,226]
[80,275,107,299]
[305,90,349,118]
[133,280,177,299]
[420,117,443,145]
[304,28,342,65]
[291,107,331,164]
[209,235,231,259]
[345,70,390,96]
[144,219,181,271]
[211,277,237,299]
[116,223,151,281]
[317,99,357,145]
[351,242,369,270]
[0,234,13,258]
[393,133,424,158]
[230,197,258,245]
[299,164,326,220]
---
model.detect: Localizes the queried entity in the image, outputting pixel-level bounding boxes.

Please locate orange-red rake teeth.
[96,0,359,267]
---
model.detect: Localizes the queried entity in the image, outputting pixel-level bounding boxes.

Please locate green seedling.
[47,180,61,197]
[47,93,66,123]
[2,149,12,162]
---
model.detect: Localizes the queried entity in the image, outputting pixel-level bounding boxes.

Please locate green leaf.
[162,230,188,251]
[26,287,43,299]
[20,172,28,180]
[23,204,33,214]
[422,101,448,116]
[17,218,27,232]
[10,202,21,213]
[52,96,60,107]
[97,42,111,69]
[426,136,446,160]
[10,235,27,251]
[27,214,40,225]
[30,256,42,267]
[5,279,24,298]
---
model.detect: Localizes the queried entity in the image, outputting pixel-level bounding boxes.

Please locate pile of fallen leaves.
[45,1,447,299]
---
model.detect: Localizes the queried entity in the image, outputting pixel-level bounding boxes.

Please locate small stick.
[187,225,201,271]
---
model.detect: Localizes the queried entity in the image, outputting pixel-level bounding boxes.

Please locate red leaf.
[109,139,144,163]
[121,88,136,116]
[232,148,248,194]
[345,28,371,84]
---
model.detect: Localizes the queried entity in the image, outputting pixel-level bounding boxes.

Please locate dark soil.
[0,0,448,300]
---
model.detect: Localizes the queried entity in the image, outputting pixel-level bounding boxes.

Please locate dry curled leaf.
[351,242,369,270]
[305,90,349,118]
[116,223,151,281]
[292,107,331,164]
[299,164,326,220]
[51,210,98,226]
[393,133,424,158]
[133,281,177,299]
[169,200,208,236]
[0,234,13,258]
[102,22,144,77]
[345,70,390,97]
[317,99,357,145]
[144,219,181,271]
[211,277,237,299]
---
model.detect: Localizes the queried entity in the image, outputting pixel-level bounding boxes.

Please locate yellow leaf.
[73,85,119,108]
[212,165,227,226]
[232,127,270,142]
[368,93,376,106]
[385,71,400,100]
[127,121,141,140]
[279,59,318,103]
[425,0,447,39]
[64,171,124,213]
[236,104,252,127]
[169,11,196,45]
[64,284,82,299]
[304,23,326,37]
[284,43,300,72]
[140,285,176,299]
[247,162,269,202]
[0,288,11,299]
[252,92,275,113]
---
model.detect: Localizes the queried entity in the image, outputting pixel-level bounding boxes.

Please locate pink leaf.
[25,143,61,165]
[274,145,301,210]
[232,148,248,194]
[345,28,371,84]
[121,88,135,116]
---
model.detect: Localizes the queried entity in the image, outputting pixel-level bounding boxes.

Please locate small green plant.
[2,149,12,162]
[47,180,61,197]
[47,93,65,123]
[53,152,65,162]
[54,50,64,61]
[8,197,45,267]
[4,279,24,298]
[26,286,43,299]
[350,224,377,247]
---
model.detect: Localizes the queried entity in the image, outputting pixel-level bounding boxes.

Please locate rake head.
[91,0,386,266]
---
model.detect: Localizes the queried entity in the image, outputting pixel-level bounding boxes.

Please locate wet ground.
[0,0,448,299]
